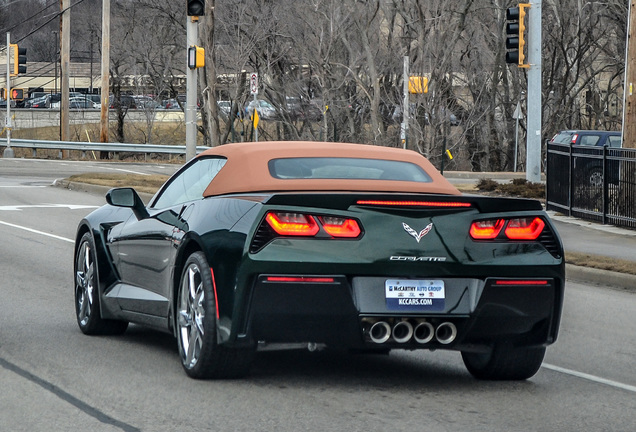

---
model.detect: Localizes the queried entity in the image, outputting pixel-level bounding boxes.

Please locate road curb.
[566,264,636,292]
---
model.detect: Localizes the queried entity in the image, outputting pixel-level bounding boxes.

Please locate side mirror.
[106,187,149,220]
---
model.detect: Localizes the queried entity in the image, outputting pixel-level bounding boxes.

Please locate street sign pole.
[250,73,258,142]
[185,16,198,161]
[513,101,523,172]
[4,32,14,158]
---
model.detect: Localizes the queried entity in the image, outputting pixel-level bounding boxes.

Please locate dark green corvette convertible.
[74,141,564,380]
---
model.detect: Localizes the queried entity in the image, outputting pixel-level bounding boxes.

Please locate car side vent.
[250,220,277,253]
[538,227,562,259]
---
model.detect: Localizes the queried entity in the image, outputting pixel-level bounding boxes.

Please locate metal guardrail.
[546,142,636,229]
[0,138,209,158]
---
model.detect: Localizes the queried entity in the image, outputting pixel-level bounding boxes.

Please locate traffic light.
[187,0,204,16]
[10,44,27,76]
[10,88,24,100]
[505,4,530,68]
[188,46,205,69]
[1,88,4,99]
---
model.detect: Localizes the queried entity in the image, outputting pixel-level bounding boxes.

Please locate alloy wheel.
[178,263,206,369]
[75,240,94,327]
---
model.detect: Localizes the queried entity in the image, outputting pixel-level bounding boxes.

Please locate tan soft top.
[199,141,460,197]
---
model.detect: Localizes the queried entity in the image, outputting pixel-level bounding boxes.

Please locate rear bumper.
[244,274,564,351]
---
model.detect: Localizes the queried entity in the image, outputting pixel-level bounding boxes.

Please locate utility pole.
[623,1,636,148]
[100,0,110,148]
[401,56,409,149]
[525,0,542,183]
[60,0,70,156]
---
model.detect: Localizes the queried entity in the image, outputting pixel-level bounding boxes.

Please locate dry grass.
[565,251,636,276]
[475,178,545,199]
[68,173,169,194]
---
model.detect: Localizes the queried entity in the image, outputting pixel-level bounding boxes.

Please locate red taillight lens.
[265,212,319,236]
[266,276,335,283]
[571,134,578,144]
[470,219,505,239]
[319,216,361,238]
[494,279,549,286]
[504,217,545,240]
[357,200,472,208]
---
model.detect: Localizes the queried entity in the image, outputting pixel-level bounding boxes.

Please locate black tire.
[176,252,255,379]
[75,232,128,335]
[587,167,603,187]
[461,342,546,381]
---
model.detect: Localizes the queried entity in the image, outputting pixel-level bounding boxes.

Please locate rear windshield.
[551,132,576,144]
[268,157,433,182]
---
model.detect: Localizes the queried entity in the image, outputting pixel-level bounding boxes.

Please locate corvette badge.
[403,222,433,243]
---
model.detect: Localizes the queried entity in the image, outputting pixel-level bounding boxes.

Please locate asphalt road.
[1,159,635,431]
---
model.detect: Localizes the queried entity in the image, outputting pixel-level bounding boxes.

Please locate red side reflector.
[469,219,505,239]
[356,200,472,208]
[319,216,361,238]
[265,212,319,236]
[504,217,545,240]
[495,280,549,286]
[210,268,220,319]
[265,276,335,283]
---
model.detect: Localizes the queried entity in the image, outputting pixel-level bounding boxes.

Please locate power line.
[0,0,58,35]
[2,0,90,44]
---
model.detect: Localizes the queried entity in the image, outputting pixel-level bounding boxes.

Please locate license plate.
[385,279,445,311]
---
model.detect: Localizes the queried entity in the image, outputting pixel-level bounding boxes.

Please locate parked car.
[160,98,183,110]
[109,94,137,110]
[245,99,277,120]
[0,98,16,108]
[69,96,98,109]
[549,130,622,186]
[74,141,564,381]
[133,95,160,110]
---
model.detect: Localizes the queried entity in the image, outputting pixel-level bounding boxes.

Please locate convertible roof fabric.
[199,141,461,197]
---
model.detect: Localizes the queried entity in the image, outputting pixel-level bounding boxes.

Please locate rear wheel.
[75,232,128,335]
[176,252,254,379]
[587,167,603,187]
[461,342,546,381]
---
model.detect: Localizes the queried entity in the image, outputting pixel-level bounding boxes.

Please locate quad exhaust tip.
[435,322,457,345]
[369,321,392,344]
[365,319,457,345]
[413,321,435,344]
[392,321,414,343]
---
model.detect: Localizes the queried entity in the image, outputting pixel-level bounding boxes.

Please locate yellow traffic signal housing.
[10,88,24,100]
[408,76,429,94]
[505,3,530,68]
[10,44,27,76]
[188,46,205,69]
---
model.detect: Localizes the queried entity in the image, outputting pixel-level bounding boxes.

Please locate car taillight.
[469,219,505,239]
[470,217,545,241]
[263,211,362,239]
[319,216,361,238]
[571,134,578,144]
[504,217,545,240]
[265,212,319,236]
[357,200,472,208]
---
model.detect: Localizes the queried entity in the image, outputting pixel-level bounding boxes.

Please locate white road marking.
[0,204,99,211]
[0,220,74,243]
[543,363,636,393]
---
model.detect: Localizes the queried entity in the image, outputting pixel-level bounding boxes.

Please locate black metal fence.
[546,142,636,229]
